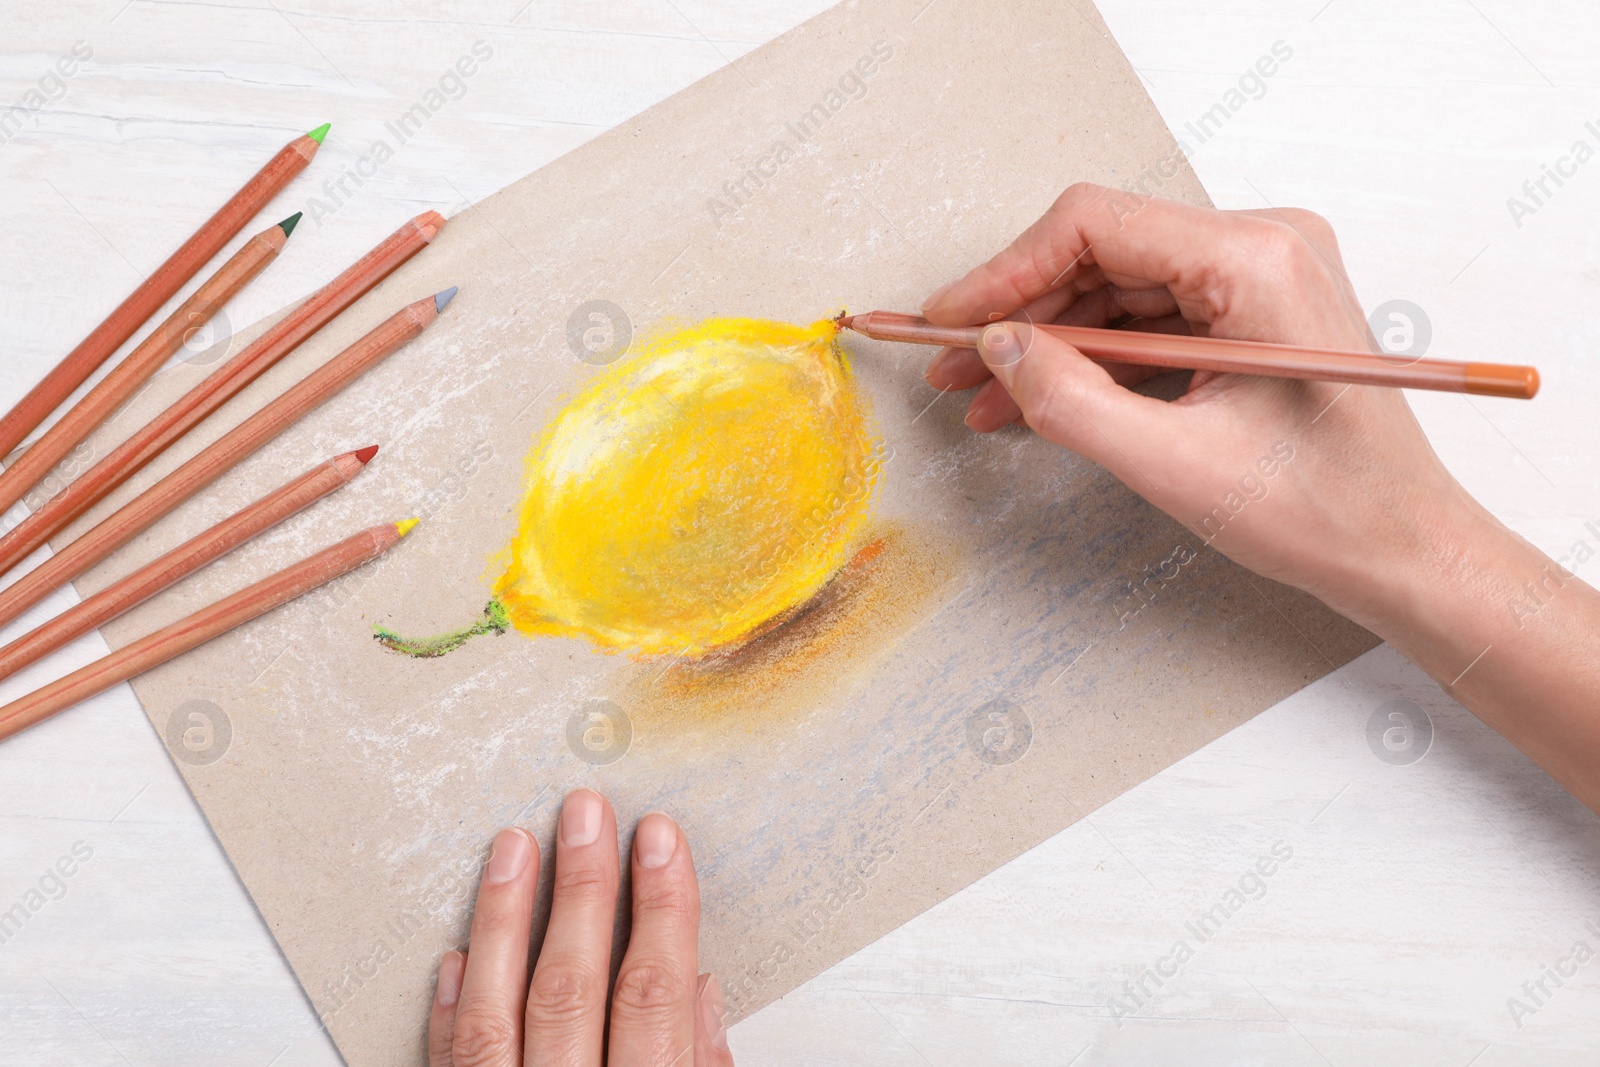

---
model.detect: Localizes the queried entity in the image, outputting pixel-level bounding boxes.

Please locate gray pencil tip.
[435,286,459,313]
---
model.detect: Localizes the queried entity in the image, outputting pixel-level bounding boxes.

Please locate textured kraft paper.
[50,0,1377,1062]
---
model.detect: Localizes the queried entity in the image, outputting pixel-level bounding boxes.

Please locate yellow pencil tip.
[396,518,420,537]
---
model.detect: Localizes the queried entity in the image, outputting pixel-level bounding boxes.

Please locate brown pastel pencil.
[0,446,375,684]
[0,214,301,521]
[0,288,454,633]
[838,311,1541,399]
[0,519,413,744]
[0,211,446,580]
[0,124,330,460]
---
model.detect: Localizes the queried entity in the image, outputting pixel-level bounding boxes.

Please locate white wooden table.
[2,2,1596,1063]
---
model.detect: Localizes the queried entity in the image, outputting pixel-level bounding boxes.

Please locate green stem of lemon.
[373,598,510,658]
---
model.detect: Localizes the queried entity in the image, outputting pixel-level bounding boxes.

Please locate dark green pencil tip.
[307,122,331,144]
[278,211,303,238]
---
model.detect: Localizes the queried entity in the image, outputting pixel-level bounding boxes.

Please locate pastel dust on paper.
[374,315,959,697]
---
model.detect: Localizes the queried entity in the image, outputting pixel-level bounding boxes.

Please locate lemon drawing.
[375,316,882,659]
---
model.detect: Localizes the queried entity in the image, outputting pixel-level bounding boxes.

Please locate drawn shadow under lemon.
[620,520,960,740]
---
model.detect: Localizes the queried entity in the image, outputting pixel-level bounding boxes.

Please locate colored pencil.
[0,519,414,744]
[0,124,330,460]
[0,288,455,633]
[0,214,301,521]
[0,447,375,684]
[838,311,1541,399]
[0,211,446,580]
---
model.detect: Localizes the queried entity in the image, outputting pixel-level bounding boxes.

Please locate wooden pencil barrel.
[0,523,399,744]
[849,311,1540,399]
[0,450,368,683]
[0,133,319,459]
[0,296,437,632]
[0,212,444,580]
[0,222,289,519]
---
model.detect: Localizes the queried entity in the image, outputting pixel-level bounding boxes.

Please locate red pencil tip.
[355,445,379,464]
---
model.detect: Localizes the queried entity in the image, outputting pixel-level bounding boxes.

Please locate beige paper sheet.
[57,1,1376,1062]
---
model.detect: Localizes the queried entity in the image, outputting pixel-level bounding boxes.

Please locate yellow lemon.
[491,316,880,658]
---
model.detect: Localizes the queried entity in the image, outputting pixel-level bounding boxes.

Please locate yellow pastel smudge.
[493,316,881,658]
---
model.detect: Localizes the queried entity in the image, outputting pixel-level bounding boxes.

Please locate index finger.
[921,183,1253,326]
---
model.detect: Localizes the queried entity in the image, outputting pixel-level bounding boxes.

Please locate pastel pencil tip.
[416,211,447,242]
[354,444,379,464]
[306,122,331,144]
[278,211,303,238]
[395,517,420,538]
[435,286,459,313]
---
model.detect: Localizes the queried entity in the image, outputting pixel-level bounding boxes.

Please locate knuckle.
[527,959,605,1028]
[633,876,697,924]
[468,902,522,942]
[451,1005,520,1067]
[1275,206,1337,244]
[1024,242,1065,295]
[1195,217,1320,325]
[611,957,689,1021]
[1267,213,1341,274]
[1250,221,1323,287]
[1053,181,1107,214]
[428,1023,454,1067]
[552,861,614,903]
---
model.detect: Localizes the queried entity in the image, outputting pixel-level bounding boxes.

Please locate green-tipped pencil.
[0,124,329,463]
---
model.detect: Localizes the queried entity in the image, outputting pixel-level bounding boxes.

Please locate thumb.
[977,321,1176,492]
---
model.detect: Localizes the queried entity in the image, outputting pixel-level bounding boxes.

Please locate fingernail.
[635,812,678,869]
[436,951,464,1008]
[700,973,729,1051]
[925,346,955,385]
[920,281,954,313]
[979,323,1016,359]
[485,827,531,884]
[560,789,602,847]
[964,380,995,430]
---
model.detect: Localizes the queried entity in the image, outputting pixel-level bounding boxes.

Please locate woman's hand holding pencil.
[913,184,1484,603]
[910,182,1600,814]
